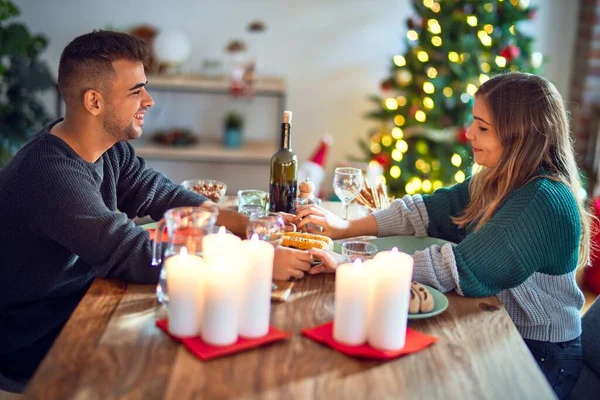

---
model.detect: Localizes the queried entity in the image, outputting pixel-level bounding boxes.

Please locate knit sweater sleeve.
[113,142,208,221]
[421,178,471,242]
[412,180,581,297]
[372,195,430,237]
[21,148,196,284]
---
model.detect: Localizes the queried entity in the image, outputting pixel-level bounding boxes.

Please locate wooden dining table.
[24,202,557,399]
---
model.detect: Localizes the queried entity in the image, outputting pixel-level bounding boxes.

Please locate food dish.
[281,232,334,250]
[408,284,448,320]
[181,179,227,203]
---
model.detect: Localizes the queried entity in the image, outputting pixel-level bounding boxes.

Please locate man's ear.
[82,89,103,116]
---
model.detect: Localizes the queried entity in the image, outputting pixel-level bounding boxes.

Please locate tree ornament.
[374,153,393,169]
[456,126,469,144]
[381,80,393,92]
[499,45,521,62]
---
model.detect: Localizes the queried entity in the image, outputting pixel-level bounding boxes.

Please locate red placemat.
[156,319,291,360]
[302,322,438,360]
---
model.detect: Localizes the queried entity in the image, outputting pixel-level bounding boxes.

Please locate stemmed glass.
[333,167,364,220]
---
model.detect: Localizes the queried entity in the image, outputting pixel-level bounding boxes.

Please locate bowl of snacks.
[181,179,227,203]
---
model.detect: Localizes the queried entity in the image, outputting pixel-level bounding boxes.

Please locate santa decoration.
[298,135,333,198]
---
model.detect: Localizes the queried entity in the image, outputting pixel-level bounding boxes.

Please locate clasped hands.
[274,204,347,279]
[199,201,346,281]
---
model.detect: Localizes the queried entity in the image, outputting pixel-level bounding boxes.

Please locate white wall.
[15,0,579,189]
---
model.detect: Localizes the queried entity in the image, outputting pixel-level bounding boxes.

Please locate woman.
[294,73,590,399]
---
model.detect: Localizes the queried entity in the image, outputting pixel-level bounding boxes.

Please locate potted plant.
[223,111,244,148]
[0,0,55,167]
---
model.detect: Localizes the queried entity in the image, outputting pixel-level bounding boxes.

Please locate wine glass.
[333,167,364,220]
[246,212,286,248]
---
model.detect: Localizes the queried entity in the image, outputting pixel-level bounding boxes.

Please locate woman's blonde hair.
[452,72,592,269]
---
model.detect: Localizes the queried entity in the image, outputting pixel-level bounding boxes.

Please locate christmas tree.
[360,0,543,197]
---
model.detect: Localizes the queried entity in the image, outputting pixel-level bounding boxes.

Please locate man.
[0,30,311,386]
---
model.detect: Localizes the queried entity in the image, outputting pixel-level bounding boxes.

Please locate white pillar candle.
[166,247,205,337]
[333,259,369,346]
[238,234,275,338]
[202,226,242,267]
[201,257,240,346]
[368,248,414,351]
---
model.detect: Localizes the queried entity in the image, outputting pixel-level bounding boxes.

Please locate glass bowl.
[181,179,227,203]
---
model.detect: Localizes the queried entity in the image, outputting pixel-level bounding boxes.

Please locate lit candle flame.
[391,247,399,254]
[218,226,226,235]
[251,233,259,242]
[179,246,188,262]
[352,259,363,269]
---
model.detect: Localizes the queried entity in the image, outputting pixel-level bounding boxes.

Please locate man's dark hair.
[58,30,150,105]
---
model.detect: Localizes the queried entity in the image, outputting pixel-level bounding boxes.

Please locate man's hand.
[278,212,298,232]
[273,246,313,280]
[202,201,249,237]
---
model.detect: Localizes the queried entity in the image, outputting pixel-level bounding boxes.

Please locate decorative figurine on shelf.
[223,112,244,148]
[151,128,197,146]
[225,39,253,98]
[246,20,267,77]
[129,24,159,73]
[153,29,191,74]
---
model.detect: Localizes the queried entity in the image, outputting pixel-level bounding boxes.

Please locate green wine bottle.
[269,110,298,213]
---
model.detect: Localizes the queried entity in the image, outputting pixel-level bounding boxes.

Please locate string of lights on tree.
[359,0,543,196]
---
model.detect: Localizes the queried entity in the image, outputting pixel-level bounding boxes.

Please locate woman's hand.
[294,204,349,239]
[307,248,345,275]
[273,246,313,280]
[277,212,298,232]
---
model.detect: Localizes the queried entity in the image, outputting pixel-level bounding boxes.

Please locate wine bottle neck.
[280,123,292,149]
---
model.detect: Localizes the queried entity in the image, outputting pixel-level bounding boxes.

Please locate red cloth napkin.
[302,322,438,360]
[156,319,291,360]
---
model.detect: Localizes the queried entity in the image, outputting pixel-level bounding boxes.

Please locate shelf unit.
[136,74,286,192]
[133,140,276,163]
[145,74,286,126]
